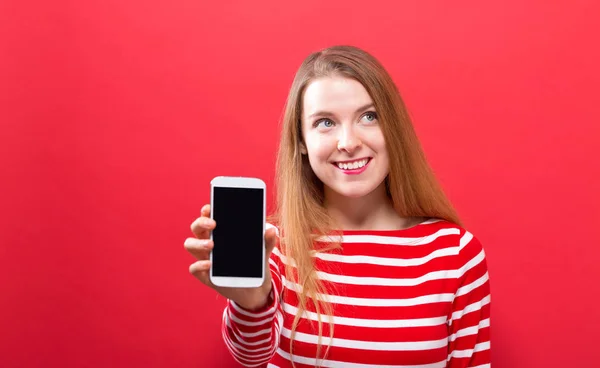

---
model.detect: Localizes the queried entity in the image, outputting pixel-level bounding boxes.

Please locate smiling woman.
[300,77,390,200]
[187,45,491,367]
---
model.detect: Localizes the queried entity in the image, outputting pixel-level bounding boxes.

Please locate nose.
[337,126,362,153]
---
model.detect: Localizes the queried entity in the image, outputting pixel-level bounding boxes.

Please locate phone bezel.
[209,176,266,288]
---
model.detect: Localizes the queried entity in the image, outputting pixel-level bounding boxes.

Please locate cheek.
[377,143,390,172]
[305,135,335,160]
[371,130,388,154]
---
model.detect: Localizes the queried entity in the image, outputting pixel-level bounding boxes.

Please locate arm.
[447,231,492,367]
[221,228,284,367]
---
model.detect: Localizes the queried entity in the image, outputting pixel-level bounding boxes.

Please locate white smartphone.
[209,176,266,288]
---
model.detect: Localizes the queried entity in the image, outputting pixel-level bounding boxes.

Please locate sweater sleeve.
[221,224,284,367]
[447,230,492,367]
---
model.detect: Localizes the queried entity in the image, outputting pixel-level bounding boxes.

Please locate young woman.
[185,45,491,367]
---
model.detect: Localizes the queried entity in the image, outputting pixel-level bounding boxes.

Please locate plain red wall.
[1,0,599,367]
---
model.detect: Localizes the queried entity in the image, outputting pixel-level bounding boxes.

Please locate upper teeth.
[337,159,369,170]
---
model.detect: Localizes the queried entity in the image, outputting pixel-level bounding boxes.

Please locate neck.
[323,182,414,231]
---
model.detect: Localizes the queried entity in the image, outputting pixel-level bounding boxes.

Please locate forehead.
[302,77,373,117]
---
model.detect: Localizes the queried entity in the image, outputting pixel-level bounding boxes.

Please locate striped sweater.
[221,219,491,367]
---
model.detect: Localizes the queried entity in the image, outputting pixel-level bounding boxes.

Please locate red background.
[1,0,599,367]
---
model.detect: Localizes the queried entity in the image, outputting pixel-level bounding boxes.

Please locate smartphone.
[209,176,266,288]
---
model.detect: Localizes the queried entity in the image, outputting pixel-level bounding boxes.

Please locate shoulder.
[419,218,486,254]
[421,218,480,238]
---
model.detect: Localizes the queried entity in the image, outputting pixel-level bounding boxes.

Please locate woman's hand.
[184,204,278,310]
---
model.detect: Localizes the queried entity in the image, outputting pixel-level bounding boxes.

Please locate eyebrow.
[307,103,375,119]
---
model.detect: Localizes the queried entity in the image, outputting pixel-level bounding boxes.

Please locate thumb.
[264,225,279,257]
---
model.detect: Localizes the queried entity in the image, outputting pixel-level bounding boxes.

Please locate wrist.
[235,283,274,311]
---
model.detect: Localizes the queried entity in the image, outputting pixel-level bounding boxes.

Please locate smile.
[333,158,372,174]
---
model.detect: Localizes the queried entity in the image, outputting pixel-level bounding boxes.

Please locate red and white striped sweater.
[221,219,491,367]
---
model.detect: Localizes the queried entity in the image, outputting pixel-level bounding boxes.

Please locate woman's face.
[300,76,390,200]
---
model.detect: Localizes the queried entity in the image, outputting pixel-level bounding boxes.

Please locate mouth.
[332,157,372,174]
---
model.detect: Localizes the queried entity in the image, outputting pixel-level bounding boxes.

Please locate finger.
[190,216,216,239]
[200,204,211,218]
[264,226,279,257]
[189,260,213,286]
[184,238,213,260]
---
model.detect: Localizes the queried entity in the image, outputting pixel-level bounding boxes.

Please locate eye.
[314,119,335,129]
[361,111,378,123]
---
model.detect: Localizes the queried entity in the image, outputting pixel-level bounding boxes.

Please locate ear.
[299,142,307,155]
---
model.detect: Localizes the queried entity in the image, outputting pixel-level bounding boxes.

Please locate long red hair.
[273,45,462,365]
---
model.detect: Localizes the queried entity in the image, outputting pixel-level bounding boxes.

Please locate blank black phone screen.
[211,187,264,278]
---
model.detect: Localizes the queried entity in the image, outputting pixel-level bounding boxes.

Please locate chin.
[328,183,380,199]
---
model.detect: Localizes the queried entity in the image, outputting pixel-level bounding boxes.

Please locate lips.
[333,157,371,170]
[331,157,372,175]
